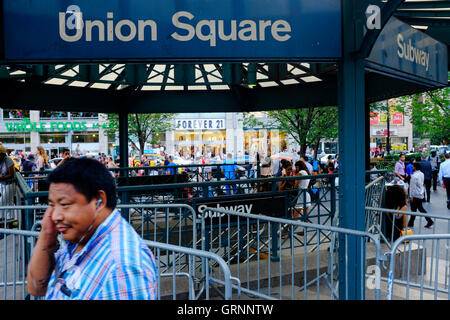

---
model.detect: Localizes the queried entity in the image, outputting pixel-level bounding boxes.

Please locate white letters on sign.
[366,5,381,30]
[59,8,292,46]
[175,119,226,130]
[397,34,430,71]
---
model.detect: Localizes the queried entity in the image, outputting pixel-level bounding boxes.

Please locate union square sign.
[1,0,342,61]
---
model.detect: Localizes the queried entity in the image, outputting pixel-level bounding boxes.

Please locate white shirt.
[305,161,313,175]
[410,170,425,199]
[438,159,450,185]
[297,170,310,190]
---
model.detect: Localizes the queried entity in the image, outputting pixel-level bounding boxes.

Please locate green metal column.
[337,0,367,300]
[119,112,129,219]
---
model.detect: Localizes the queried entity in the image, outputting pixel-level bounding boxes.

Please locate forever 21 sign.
[175,119,225,130]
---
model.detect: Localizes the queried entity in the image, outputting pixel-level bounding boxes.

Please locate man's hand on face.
[41,207,58,240]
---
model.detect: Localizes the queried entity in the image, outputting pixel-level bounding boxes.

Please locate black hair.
[47,158,117,209]
[280,159,290,168]
[413,162,421,171]
[385,185,406,210]
[295,160,310,175]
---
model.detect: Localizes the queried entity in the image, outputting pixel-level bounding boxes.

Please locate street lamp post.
[386,101,391,155]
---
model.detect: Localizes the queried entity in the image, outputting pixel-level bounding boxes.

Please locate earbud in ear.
[96,198,103,208]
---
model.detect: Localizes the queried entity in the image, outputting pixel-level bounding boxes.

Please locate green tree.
[243,107,338,158]
[105,113,177,155]
[392,87,449,146]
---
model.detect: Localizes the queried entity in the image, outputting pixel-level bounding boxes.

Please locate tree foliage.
[105,113,177,155]
[392,87,449,145]
[243,107,338,158]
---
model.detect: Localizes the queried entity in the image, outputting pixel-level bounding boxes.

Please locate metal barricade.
[0,204,198,248]
[365,177,386,242]
[365,207,450,249]
[0,205,48,232]
[144,240,235,300]
[200,207,383,300]
[118,204,198,248]
[0,228,235,300]
[385,234,450,300]
[0,179,20,229]
[0,229,39,300]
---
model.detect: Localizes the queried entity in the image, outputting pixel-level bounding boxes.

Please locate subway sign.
[368,17,448,86]
[1,0,342,61]
[3,118,112,132]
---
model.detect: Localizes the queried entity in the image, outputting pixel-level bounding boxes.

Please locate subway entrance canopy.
[0,0,447,113]
[0,0,448,300]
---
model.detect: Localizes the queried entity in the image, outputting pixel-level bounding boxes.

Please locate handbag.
[400,228,414,242]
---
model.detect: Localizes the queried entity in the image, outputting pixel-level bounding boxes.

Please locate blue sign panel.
[2,0,341,62]
[368,17,448,86]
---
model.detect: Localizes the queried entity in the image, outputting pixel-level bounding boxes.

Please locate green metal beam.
[395,10,450,18]
[395,17,450,28]
[125,64,148,85]
[338,0,367,300]
[79,64,99,82]
[268,63,288,81]
[174,64,195,86]
[358,0,406,59]
[398,1,450,10]
[0,71,438,114]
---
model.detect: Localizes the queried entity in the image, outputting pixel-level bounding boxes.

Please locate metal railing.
[0,204,199,248]
[365,207,450,248]
[200,207,383,300]
[144,239,235,300]
[0,178,21,229]
[385,234,450,300]
[365,176,386,240]
[0,229,39,300]
[120,203,198,249]
[0,228,236,300]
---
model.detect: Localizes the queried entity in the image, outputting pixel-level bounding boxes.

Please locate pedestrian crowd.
[384,151,450,241]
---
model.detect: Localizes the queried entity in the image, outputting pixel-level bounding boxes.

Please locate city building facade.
[0,109,110,156]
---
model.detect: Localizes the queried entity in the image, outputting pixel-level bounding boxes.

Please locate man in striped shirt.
[27,158,157,300]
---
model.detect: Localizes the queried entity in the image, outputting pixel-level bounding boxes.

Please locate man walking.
[428,151,441,191]
[419,155,432,202]
[408,162,434,228]
[438,153,450,210]
[394,153,406,182]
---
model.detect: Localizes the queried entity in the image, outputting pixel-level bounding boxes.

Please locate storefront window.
[2,109,30,119]
[244,129,287,157]
[40,133,66,144]
[174,130,226,159]
[244,130,265,157]
[70,112,98,118]
[72,132,99,143]
[371,137,408,152]
[40,111,68,119]
[0,133,31,144]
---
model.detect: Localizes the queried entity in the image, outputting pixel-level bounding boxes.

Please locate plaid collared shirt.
[44,209,157,300]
